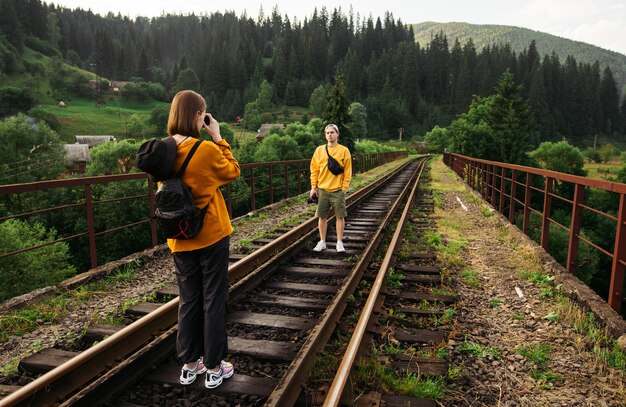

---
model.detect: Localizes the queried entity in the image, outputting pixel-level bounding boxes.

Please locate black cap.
[136,137,177,181]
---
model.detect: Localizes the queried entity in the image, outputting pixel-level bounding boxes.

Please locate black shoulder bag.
[326,145,344,175]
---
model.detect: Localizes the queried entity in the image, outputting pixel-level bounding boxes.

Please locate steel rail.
[323,158,428,407]
[264,157,428,407]
[0,158,416,407]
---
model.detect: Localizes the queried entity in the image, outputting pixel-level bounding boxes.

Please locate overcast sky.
[50,0,626,55]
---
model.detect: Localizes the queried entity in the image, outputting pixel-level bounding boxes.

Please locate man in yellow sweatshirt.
[309,124,352,252]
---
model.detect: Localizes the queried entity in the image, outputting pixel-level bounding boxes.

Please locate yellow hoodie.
[310,144,352,192]
[166,138,240,253]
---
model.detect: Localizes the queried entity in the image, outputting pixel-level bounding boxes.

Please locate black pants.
[172,237,229,369]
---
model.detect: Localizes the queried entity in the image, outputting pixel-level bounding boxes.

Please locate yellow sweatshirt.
[166,138,240,253]
[310,144,352,192]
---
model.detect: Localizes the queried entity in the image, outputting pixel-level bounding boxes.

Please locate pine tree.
[600,66,620,135]
[621,94,626,133]
[528,64,554,140]
[0,0,24,48]
[323,74,355,152]
[488,70,537,165]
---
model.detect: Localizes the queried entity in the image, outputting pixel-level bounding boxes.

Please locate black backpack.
[154,140,209,239]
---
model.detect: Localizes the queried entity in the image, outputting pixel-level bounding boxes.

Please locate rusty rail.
[323,157,428,406]
[443,152,626,314]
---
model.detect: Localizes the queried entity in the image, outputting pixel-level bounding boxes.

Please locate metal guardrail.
[0,152,406,271]
[443,152,626,314]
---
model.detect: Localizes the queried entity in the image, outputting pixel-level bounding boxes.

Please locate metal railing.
[0,151,407,272]
[444,152,626,314]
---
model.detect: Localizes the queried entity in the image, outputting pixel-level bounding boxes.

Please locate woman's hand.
[203,113,223,143]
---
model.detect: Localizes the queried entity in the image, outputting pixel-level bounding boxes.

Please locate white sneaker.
[336,241,345,252]
[313,240,326,252]
[205,360,234,389]
[180,357,207,385]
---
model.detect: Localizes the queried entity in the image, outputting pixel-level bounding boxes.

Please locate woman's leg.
[173,251,203,364]
[199,237,230,369]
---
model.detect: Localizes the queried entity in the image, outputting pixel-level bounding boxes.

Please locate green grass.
[0,260,143,344]
[530,369,564,390]
[460,269,480,288]
[355,357,446,398]
[387,268,405,288]
[518,343,552,365]
[488,298,503,308]
[458,339,502,359]
[0,296,70,343]
[38,97,170,141]
[584,161,623,180]
[519,270,554,286]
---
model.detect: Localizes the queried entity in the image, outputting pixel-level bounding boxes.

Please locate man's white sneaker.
[313,240,326,252]
[336,241,345,252]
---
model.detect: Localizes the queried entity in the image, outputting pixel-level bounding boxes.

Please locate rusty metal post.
[269,165,274,204]
[490,165,497,205]
[540,177,553,250]
[523,173,532,234]
[499,166,506,214]
[509,170,517,223]
[225,184,232,217]
[148,180,157,247]
[567,184,585,274]
[285,163,290,199]
[84,184,98,268]
[481,163,487,198]
[249,167,256,211]
[609,193,626,312]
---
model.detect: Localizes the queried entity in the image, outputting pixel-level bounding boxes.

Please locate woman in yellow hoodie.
[309,123,352,252]
[167,90,240,389]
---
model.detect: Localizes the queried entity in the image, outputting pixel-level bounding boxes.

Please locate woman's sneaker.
[179,358,207,385]
[205,360,235,389]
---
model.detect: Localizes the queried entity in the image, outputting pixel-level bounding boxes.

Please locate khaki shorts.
[316,189,347,218]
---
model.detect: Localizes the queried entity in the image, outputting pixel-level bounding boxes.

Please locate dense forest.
[412,21,626,93]
[1,0,626,145]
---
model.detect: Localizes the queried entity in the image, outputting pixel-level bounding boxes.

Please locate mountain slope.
[412,21,626,91]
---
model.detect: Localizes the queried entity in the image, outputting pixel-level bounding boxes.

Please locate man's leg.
[336,217,344,241]
[319,217,328,241]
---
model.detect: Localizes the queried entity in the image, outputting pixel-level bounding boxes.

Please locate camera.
[204,114,211,126]
[306,195,318,204]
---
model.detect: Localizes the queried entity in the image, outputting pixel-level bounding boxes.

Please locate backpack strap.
[175,140,203,178]
[325,145,330,158]
[175,139,211,214]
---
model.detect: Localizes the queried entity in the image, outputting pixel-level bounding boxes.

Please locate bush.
[0,86,36,117]
[24,35,60,57]
[355,139,402,154]
[141,82,168,102]
[0,219,75,301]
[27,107,61,131]
[120,82,150,103]
[583,147,602,163]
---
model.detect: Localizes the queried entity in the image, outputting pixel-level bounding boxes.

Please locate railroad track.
[322,168,456,406]
[0,156,429,407]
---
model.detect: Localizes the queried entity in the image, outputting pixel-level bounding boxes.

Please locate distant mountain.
[411,22,626,92]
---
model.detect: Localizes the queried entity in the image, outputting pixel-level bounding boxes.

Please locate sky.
[50,0,626,55]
